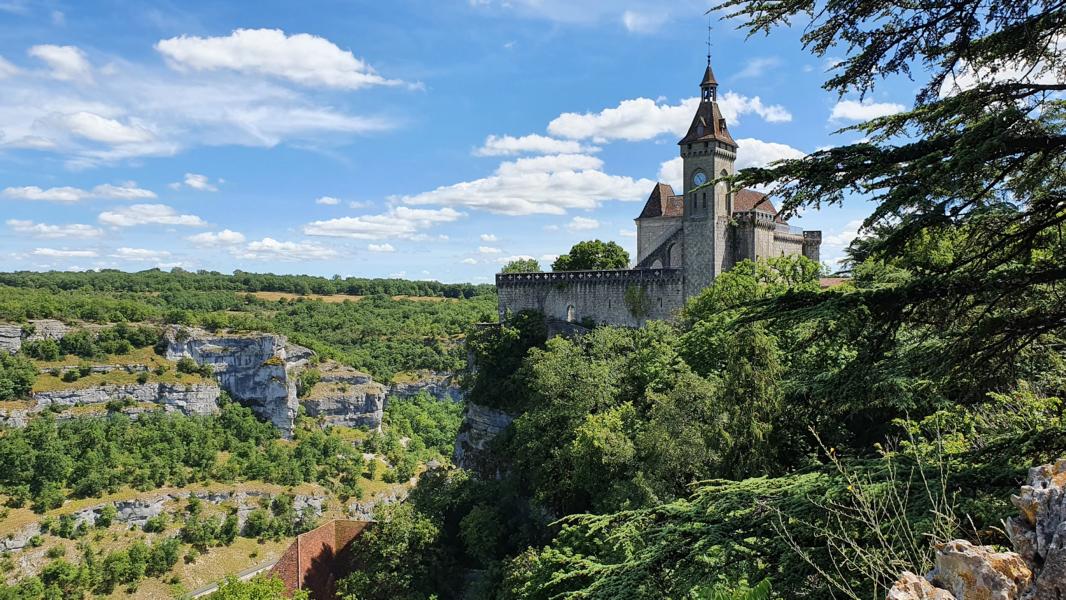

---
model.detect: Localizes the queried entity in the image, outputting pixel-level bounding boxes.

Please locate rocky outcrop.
[888,459,1066,600]
[0,523,41,552]
[301,365,388,429]
[0,319,68,354]
[348,488,409,521]
[454,402,515,478]
[388,370,464,403]
[164,327,311,436]
[32,382,220,416]
[0,406,30,428]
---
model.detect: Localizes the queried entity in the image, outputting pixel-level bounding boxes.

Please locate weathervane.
[704,9,713,66]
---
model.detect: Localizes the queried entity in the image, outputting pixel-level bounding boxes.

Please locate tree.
[209,575,308,599]
[718,0,1066,392]
[552,240,630,271]
[337,503,441,600]
[501,258,541,273]
[0,353,36,401]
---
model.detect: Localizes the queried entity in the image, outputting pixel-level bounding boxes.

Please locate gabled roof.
[637,183,684,219]
[678,99,736,147]
[733,188,787,224]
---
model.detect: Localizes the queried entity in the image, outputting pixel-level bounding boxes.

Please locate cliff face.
[163,327,311,436]
[888,458,1066,600]
[0,320,69,354]
[388,371,464,403]
[33,382,220,416]
[453,402,515,479]
[301,365,388,429]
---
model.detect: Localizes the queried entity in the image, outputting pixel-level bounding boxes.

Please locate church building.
[496,60,822,327]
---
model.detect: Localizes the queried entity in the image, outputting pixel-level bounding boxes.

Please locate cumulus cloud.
[621,10,667,33]
[480,233,497,242]
[98,204,206,227]
[566,216,599,231]
[49,111,154,144]
[495,254,535,265]
[655,137,804,189]
[111,247,171,261]
[303,206,463,240]
[32,247,97,258]
[2,182,155,202]
[478,246,502,254]
[7,219,103,238]
[315,196,340,205]
[170,173,219,191]
[462,258,478,265]
[475,134,592,156]
[941,35,1065,96]
[396,153,654,216]
[367,243,395,252]
[233,237,339,261]
[156,29,403,90]
[657,157,683,191]
[187,229,245,246]
[830,99,905,122]
[547,93,790,142]
[28,44,92,83]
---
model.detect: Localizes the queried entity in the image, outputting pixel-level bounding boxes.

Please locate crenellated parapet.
[496,268,683,286]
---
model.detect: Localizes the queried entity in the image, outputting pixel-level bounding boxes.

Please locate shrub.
[136,371,150,384]
[22,339,60,361]
[176,357,199,375]
[0,353,37,400]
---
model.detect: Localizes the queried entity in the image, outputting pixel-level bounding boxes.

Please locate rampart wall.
[496,268,685,327]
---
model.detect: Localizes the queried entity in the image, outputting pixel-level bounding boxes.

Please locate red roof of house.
[733,188,787,224]
[637,183,684,219]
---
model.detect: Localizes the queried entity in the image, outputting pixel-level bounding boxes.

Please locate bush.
[136,371,150,384]
[0,353,36,400]
[176,357,199,375]
[22,339,60,361]
[59,330,98,358]
[61,369,80,383]
[97,504,117,528]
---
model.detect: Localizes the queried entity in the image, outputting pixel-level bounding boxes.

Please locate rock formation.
[0,319,68,354]
[387,370,464,403]
[453,402,515,479]
[33,382,220,416]
[888,459,1066,599]
[300,364,388,429]
[163,326,311,436]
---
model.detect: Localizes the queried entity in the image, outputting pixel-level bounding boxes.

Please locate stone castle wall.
[496,268,685,328]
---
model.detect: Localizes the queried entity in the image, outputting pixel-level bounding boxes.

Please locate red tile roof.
[733,188,787,224]
[637,183,684,219]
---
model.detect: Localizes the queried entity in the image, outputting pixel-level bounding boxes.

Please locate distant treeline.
[0,269,495,299]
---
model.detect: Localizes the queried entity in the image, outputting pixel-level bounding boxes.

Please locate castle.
[497,60,821,327]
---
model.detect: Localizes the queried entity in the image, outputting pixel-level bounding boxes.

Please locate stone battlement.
[496,267,682,286]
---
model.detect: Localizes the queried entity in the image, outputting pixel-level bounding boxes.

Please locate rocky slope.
[34,382,220,415]
[163,326,311,436]
[300,364,388,429]
[453,402,515,479]
[888,458,1066,599]
[0,319,68,354]
[388,370,464,403]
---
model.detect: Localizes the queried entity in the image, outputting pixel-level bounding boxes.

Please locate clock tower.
[679,59,738,298]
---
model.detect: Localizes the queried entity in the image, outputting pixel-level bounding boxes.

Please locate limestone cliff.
[32,382,220,416]
[300,364,388,429]
[888,458,1066,599]
[388,370,464,403]
[163,326,311,436]
[453,402,515,479]
[0,319,68,354]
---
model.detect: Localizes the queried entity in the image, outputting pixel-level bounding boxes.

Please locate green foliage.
[0,352,35,400]
[208,575,309,599]
[500,258,541,273]
[384,391,463,462]
[463,310,546,412]
[552,240,630,271]
[20,339,59,361]
[338,503,442,600]
[296,368,320,398]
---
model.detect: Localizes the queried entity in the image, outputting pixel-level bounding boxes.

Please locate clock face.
[692,171,708,186]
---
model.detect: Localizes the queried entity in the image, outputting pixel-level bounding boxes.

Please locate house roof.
[678,99,736,147]
[637,183,684,219]
[733,188,787,224]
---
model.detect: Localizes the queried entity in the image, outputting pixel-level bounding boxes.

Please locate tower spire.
[701,13,718,102]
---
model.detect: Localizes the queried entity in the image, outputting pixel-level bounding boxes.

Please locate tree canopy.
[500,259,541,274]
[552,240,630,271]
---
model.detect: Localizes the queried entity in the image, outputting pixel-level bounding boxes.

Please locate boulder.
[0,523,41,552]
[1007,458,1066,599]
[888,573,956,600]
[0,320,68,355]
[928,540,1031,600]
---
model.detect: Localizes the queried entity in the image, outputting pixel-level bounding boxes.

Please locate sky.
[0,0,913,283]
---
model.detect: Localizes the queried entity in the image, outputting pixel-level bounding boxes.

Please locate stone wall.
[496,268,685,328]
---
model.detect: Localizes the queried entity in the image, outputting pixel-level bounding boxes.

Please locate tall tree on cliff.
[720,0,1066,397]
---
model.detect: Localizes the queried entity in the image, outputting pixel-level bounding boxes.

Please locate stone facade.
[496,61,822,327]
[496,268,684,327]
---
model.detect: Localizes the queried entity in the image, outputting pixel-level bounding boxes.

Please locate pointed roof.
[637,183,684,219]
[678,99,736,147]
[700,63,717,88]
[733,188,788,224]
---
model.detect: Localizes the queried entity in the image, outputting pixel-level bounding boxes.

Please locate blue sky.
[0,0,912,283]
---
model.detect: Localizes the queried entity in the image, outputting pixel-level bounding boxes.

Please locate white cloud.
[475,134,593,156]
[156,28,403,90]
[32,247,97,258]
[233,237,339,261]
[823,219,864,249]
[187,229,245,246]
[658,157,683,191]
[941,35,1065,96]
[2,182,155,202]
[7,219,103,238]
[621,10,667,33]
[28,44,92,83]
[396,153,654,216]
[315,196,340,205]
[547,93,790,142]
[496,254,535,265]
[480,233,498,242]
[111,247,171,261]
[303,206,463,240]
[619,228,636,238]
[49,111,154,144]
[733,137,805,170]
[348,200,370,209]
[735,57,783,79]
[175,173,219,191]
[367,243,394,252]
[0,55,19,79]
[566,216,599,231]
[98,204,206,227]
[830,99,905,122]
[478,246,502,254]
[462,258,478,265]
